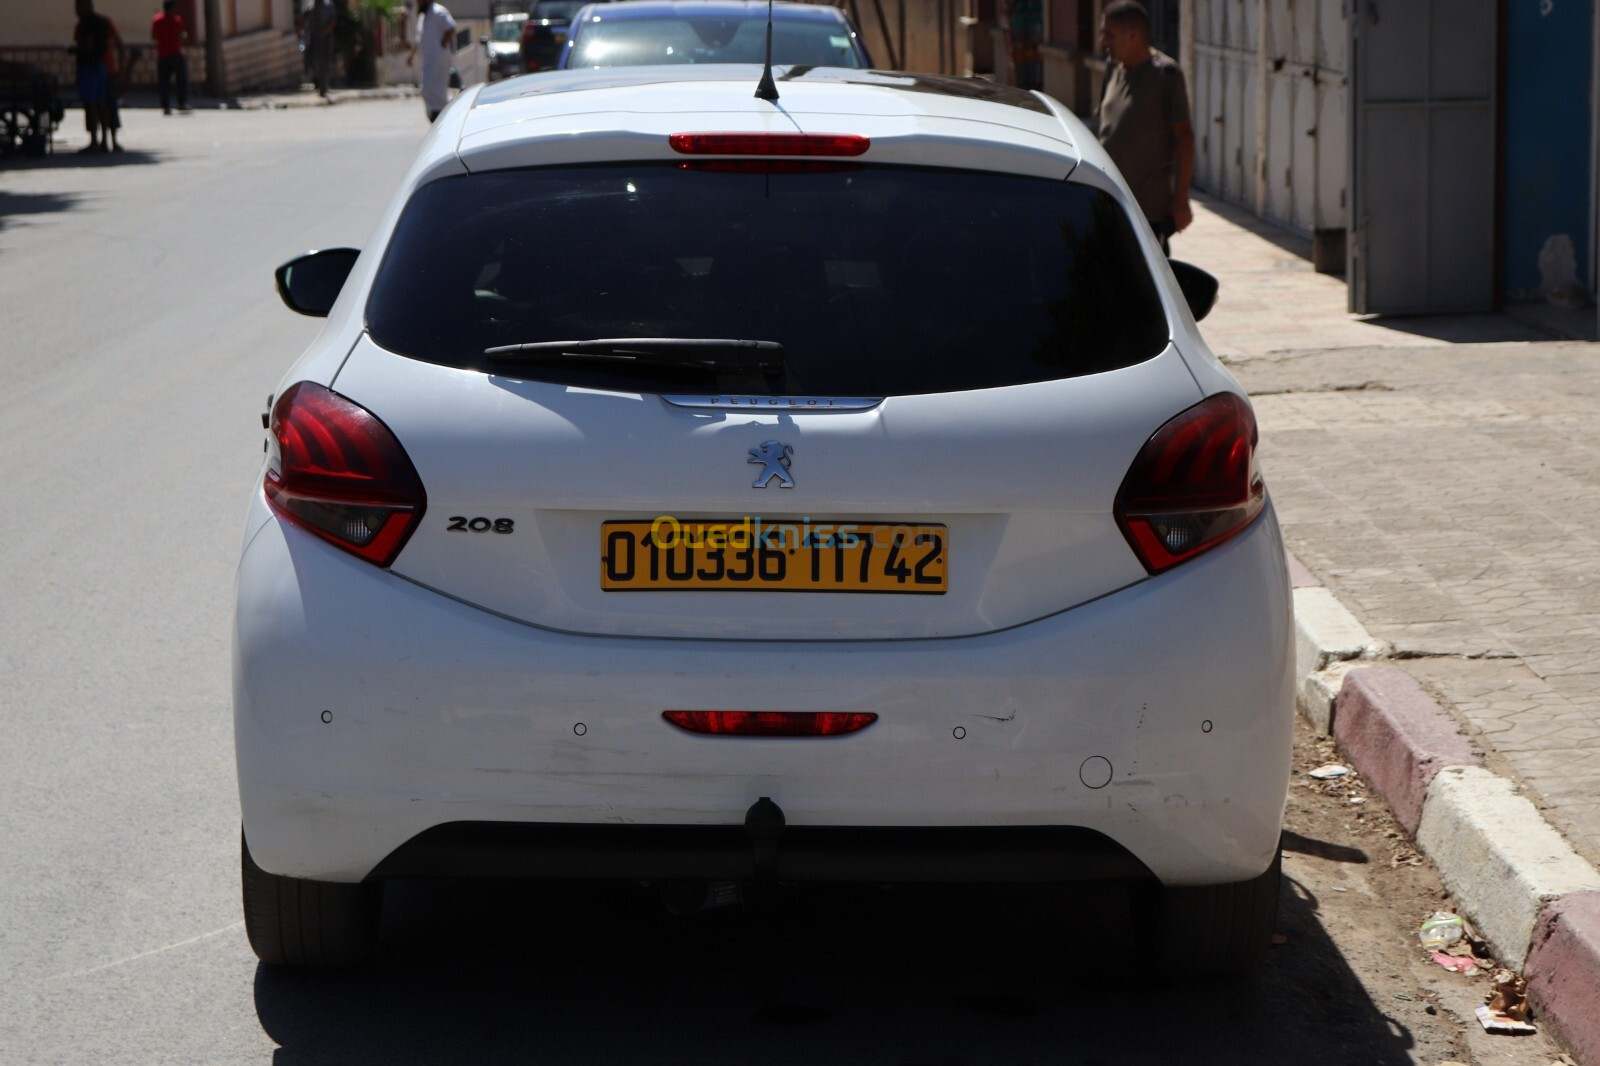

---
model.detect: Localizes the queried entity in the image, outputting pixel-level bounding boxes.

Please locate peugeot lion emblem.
[748,440,795,489]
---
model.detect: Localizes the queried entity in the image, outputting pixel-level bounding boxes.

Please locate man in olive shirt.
[1097,0,1194,253]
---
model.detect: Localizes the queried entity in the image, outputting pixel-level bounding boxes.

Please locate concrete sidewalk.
[1181,193,1600,1063]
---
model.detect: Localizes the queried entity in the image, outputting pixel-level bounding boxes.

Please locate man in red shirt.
[151,0,189,114]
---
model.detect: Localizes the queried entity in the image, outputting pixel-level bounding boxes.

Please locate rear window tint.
[365,164,1169,397]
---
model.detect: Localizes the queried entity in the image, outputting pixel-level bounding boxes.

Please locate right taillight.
[264,382,426,568]
[1114,392,1265,574]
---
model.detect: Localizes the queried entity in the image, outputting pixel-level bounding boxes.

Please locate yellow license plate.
[600,518,947,593]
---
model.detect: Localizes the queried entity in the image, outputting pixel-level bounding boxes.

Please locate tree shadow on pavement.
[254,875,1421,1065]
[0,190,83,230]
[0,148,161,172]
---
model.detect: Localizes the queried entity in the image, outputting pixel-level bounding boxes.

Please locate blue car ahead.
[557,0,873,69]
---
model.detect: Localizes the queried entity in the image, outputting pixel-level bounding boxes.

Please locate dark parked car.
[486,12,528,79]
[559,0,872,69]
[521,0,607,72]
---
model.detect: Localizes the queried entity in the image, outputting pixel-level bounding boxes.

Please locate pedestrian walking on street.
[101,8,127,152]
[152,0,190,114]
[1096,0,1194,254]
[301,0,336,97]
[1001,0,1042,91]
[71,0,121,153]
[407,0,457,123]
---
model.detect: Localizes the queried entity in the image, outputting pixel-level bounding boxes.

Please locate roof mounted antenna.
[754,0,779,101]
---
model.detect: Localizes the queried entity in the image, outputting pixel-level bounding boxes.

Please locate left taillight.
[264,382,426,567]
[1113,392,1265,574]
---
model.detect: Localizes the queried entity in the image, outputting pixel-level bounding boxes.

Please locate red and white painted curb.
[1291,567,1600,1065]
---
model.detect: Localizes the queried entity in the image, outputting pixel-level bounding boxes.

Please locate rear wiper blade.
[485,338,784,373]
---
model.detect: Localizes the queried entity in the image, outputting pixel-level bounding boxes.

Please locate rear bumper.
[235,501,1294,887]
[369,822,1150,883]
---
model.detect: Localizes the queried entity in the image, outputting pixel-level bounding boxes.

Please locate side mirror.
[275,247,360,317]
[1168,260,1219,322]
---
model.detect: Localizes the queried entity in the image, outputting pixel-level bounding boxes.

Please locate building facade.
[1183,0,1596,330]
[7,0,310,96]
[1000,0,1596,330]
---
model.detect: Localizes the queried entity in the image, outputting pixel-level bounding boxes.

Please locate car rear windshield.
[568,16,864,67]
[530,0,585,20]
[365,164,1170,397]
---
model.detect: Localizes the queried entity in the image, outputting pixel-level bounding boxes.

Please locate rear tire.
[1154,843,1281,978]
[241,834,381,967]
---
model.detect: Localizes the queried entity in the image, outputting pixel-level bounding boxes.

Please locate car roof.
[459,69,1094,179]
[474,67,1054,121]
[577,0,849,22]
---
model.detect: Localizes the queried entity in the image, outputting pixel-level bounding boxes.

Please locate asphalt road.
[0,97,1567,1065]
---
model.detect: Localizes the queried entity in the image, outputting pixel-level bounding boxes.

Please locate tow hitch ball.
[658,797,786,915]
[744,795,786,877]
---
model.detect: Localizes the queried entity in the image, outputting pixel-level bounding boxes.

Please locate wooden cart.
[0,60,65,157]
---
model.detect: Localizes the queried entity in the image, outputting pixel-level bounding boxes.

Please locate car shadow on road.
[1283,828,1369,866]
[254,874,1420,1065]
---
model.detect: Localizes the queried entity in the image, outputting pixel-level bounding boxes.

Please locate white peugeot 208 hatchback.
[237,64,1293,973]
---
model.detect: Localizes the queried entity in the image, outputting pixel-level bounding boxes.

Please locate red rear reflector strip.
[662,710,878,737]
[667,133,870,157]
